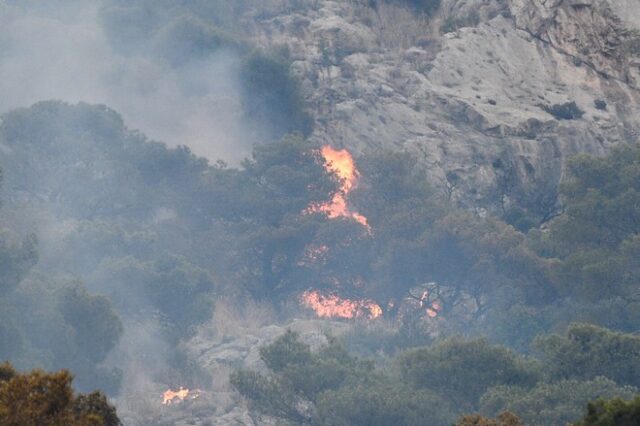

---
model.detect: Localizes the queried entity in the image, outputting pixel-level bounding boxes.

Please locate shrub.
[542,102,584,120]
[240,51,314,139]
[384,0,442,16]
[397,338,541,409]
[574,396,640,425]
[594,100,607,110]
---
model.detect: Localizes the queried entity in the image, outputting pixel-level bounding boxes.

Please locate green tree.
[533,323,640,387]
[94,254,213,343]
[57,286,123,365]
[0,363,120,425]
[316,382,454,426]
[573,396,640,426]
[0,230,37,296]
[397,338,540,409]
[455,412,523,426]
[72,392,121,426]
[241,51,313,139]
[481,377,638,426]
[232,331,455,425]
[259,330,312,373]
[230,370,307,423]
[541,143,640,302]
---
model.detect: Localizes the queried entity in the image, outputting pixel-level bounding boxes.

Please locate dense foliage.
[573,396,640,426]
[0,362,120,425]
[235,329,640,425]
[370,0,442,16]
[1,100,640,421]
[3,0,640,423]
[231,331,455,425]
[0,203,122,393]
[455,412,523,426]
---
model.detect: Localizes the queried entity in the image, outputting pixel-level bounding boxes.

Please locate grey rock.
[246,0,640,218]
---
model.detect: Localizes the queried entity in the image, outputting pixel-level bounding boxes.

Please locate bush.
[232,331,453,425]
[481,377,638,426]
[57,286,123,364]
[456,412,523,426]
[0,364,121,425]
[397,338,541,409]
[533,323,640,388]
[240,51,314,139]
[542,102,584,120]
[316,382,454,426]
[574,396,640,425]
[594,100,607,110]
[383,0,442,16]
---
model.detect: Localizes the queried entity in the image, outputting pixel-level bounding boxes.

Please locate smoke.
[0,1,322,421]
[105,319,173,421]
[0,0,252,164]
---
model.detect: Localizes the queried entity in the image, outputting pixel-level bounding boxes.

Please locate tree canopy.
[0,362,120,426]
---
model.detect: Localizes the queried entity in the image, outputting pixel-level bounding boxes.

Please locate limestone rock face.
[152,319,349,426]
[509,0,634,83]
[246,0,640,218]
[609,0,640,31]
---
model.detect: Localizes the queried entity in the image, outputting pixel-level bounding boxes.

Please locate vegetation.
[542,101,585,120]
[241,51,314,138]
[0,74,640,422]
[0,212,122,394]
[534,323,640,387]
[231,331,455,425]
[573,396,640,425]
[375,0,442,16]
[0,362,120,425]
[455,412,523,426]
[227,137,640,421]
[397,339,540,410]
[99,0,313,141]
[2,0,640,423]
[235,328,640,425]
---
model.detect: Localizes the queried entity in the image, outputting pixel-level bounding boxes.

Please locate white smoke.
[0,0,252,164]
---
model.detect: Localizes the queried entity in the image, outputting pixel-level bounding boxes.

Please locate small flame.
[426,302,440,318]
[162,387,201,405]
[418,290,441,318]
[301,290,382,319]
[307,146,370,231]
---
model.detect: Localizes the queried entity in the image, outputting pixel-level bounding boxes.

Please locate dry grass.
[203,298,278,341]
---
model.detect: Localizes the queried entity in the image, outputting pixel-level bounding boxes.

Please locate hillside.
[1,1,640,425]
[243,0,640,220]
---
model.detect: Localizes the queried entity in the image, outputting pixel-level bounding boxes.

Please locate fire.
[426,302,440,318]
[308,146,370,231]
[162,387,201,405]
[301,290,382,319]
[418,290,441,318]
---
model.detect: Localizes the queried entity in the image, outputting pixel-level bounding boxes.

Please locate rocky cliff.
[117,2,640,424]
[242,0,640,219]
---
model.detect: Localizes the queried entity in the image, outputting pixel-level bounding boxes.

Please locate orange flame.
[162,387,201,405]
[426,302,440,318]
[418,290,441,318]
[301,290,382,319]
[308,146,370,231]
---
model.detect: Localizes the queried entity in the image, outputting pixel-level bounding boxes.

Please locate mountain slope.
[243,0,640,220]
